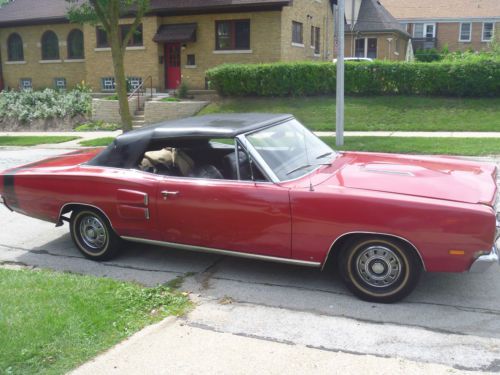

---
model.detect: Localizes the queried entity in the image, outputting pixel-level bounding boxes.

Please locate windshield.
[245,119,336,181]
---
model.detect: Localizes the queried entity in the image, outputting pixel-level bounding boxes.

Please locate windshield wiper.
[286,164,312,176]
[316,152,333,160]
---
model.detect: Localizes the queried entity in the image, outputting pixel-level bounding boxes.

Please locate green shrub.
[176,82,189,99]
[415,48,442,62]
[0,88,92,122]
[206,60,500,97]
[75,121,120,131]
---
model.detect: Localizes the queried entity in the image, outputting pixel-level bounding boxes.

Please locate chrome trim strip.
[57,202,115,230]
[121,236,322,268]
[469,245,499,272]
[145,208,150,220]
[234,139,241,181]
[322,231,427,271]
[144,194,149,207]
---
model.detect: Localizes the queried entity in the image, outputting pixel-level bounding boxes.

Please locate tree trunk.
[110,28,133,132]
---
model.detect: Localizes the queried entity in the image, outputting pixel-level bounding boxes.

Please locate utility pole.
[335,0,345,146]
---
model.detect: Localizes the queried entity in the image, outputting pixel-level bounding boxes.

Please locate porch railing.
[128,75,153,112]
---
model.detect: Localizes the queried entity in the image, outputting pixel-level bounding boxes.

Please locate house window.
[127,76,143,91]
[292,21,303,45]
[314,27,320,54]
[355,38,377,58]
[187,54,196,66]
[41,30,60,60]
[96,25,144,48]
[20,78,32,90]
[483,22,495,42]
[96,27,108,48]
[355,38,365,57]
[101,77,116,91]
[215,20,250,50]
[54,78,66,90]
[459,23,472,42]
[310,25,315,47]
[7,33,24,61]
[414,23,435,38]
[121,24,143,46]
[67,29,84,59]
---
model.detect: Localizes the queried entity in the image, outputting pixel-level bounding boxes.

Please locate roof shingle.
[0,0,291,27]
[380,0,500,20]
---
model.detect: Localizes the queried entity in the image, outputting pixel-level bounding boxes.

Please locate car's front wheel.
[70,208,121,261]
[338,236,422,303]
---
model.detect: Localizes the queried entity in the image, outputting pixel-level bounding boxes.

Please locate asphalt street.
[1,147,499,372]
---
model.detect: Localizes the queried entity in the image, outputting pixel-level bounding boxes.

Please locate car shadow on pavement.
[12,233,500,339]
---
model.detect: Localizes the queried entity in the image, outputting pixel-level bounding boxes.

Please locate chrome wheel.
[355,245,402,288]
[79,215,107,252]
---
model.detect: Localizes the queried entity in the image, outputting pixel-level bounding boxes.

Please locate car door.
[156,177,291,258]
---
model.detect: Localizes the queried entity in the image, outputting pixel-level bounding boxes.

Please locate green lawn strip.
[0,136,80,146]
[320,136,500,156]
[79,137,115,147]
[0,268,191,375]
[200,96,500,132]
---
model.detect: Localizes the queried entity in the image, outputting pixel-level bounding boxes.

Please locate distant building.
[380,0,499,52]
[337,0,410,61]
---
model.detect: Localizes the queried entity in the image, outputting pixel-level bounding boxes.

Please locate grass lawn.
[0,268,191,375]
[200,96,500,132]
[321,137,500,156]
[79,137,115,147]
[0,136,79,146]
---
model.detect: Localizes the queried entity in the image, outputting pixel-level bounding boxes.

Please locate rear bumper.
[469,245,499,272]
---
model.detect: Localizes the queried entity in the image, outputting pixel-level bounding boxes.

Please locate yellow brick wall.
[159,11,283,89]
[0,23,85,90]
[280,0,335,62]
[344,33,408,60]
[82,16,161,92]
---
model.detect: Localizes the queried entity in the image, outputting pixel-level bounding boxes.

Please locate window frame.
[7,32,24,62]
[215,19,251,51]
[482,22,495,42]
[413,23,435,39]
[96,24,143,48]
[314,26,320,54]
[101,77,116,92]
[41,30,60,61]
[292,21,304,45]
[54,77,67,90]
[20,78,32,91]
[67,29,84,59]
[459,22,472,42]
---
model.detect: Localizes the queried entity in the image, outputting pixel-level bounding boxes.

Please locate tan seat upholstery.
[139,147,194,176]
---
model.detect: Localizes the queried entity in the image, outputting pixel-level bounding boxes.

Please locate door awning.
[153,23,197,43]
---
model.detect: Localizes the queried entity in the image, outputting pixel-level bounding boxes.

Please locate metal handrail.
[128,75,153,112]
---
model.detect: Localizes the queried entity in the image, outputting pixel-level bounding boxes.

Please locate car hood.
[319,152,497,205]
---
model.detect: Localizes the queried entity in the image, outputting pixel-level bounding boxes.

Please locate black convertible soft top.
[87,113,294,168]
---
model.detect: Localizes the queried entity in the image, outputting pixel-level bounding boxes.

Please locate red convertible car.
[1,114,499,302]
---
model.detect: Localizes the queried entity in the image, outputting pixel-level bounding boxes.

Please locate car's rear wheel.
[70,208,121,261]
[338,236,422,303]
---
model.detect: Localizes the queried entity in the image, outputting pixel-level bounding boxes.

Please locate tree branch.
[121,0,148,51]
[89,0,111,31]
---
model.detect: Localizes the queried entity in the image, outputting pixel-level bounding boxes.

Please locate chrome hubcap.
[356,245,402,288]
[79,215,107,251]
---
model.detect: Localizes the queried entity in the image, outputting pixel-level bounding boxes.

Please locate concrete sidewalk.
[70,316,464,375]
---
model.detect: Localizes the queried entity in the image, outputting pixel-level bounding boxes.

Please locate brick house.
[0,0,334,92]
[341,0,410,61]
[380,0,499,53]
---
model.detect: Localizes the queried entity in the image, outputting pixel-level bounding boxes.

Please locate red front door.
[165,43,181,90]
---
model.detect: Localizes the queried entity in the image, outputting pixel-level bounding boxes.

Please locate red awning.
[153,23,197,43]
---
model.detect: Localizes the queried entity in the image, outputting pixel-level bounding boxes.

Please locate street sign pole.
[335,0,345,146]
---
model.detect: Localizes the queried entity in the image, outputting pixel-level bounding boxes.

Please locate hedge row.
[206,60,500,97]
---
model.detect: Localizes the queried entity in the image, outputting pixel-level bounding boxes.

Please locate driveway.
[1,147,499,372]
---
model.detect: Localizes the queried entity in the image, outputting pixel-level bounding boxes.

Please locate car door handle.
[161,190,179,199]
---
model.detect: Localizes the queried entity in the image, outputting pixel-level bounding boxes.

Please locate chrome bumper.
[469,245,499,272]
